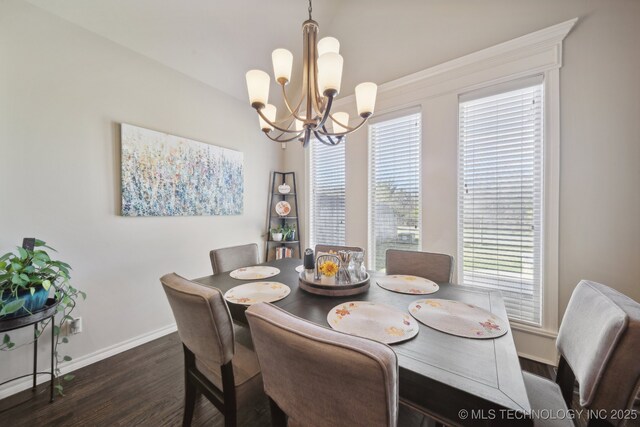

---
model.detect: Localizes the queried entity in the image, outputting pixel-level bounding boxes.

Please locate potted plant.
[270,226,284,242]
[318,259,339,285]
[0,239,86,396]
[284,223,297,241]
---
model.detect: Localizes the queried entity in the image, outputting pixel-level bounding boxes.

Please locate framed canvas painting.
[120,124,244,216]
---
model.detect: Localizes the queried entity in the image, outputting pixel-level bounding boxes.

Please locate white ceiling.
[25,0,583,103]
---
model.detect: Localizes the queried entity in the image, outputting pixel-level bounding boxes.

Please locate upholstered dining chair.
[522,280,640,427]
[210,243,260,275]
[160,273,263,427]
[385,249,454,283]
[315,244,363,255]
[245,302,400,427]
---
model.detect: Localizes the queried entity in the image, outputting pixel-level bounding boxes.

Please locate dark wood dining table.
[195,257,532,426]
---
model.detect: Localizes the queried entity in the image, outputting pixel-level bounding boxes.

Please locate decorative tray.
[298,271,370,296]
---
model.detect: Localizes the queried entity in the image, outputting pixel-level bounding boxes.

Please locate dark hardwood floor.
[0,332,636,426]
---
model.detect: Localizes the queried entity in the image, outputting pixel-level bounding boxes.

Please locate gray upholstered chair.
[245,302,399,427]
[315,244,363,255]
[160,273,263,427]
[385,249,454,283]
[210,243,260,275]
[523,280,640,427]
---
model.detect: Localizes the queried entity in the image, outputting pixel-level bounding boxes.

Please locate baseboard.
[0,323,177,400]
[512,327,558,366]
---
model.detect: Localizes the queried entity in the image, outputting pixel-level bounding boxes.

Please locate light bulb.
[272,49,293,84]
[317,37,340,56]
[258,104,277,132]
[246,70,270,108]
[355,82,377,117]
[332,112,350,133]
[317,53,343,96]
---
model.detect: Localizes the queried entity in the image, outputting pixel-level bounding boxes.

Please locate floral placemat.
[224,282,290,305]
[327,301,419,344]
[376,275,439,295]
[229,266,280,280]
[408,299,508,339]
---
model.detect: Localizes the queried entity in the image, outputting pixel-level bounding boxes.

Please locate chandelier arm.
[256,108,300,133]
[315,95,334,130]
[320,125,344,145]
[313,130,340,146]
[316,116,369,137]
[265,130,304,143]
[280,83,305,120]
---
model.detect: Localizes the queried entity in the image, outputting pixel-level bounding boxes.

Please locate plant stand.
[266,171,302,261]
[0,298,59,403]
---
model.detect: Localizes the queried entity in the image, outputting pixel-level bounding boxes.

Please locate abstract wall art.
[121,124,244,216]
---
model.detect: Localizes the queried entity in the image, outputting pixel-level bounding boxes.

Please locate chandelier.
[245,0,377,147]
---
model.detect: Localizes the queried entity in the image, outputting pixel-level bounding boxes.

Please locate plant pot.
[1,286,49,318]
[286,230,296,241]
[271,232,283,242]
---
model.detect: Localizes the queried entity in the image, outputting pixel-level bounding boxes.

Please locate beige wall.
[287,0,640,347]
[0,0,280,391]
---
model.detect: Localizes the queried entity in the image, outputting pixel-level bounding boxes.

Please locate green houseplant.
[0,239,86,395]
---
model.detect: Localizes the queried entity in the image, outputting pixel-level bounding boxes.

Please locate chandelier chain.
[308,0,312,20]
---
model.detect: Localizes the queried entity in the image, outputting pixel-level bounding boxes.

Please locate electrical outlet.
[69,317,82,335]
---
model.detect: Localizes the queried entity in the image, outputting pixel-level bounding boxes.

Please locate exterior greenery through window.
[309,139,346,248]
[458,78,544,325]
[369,111,422,271]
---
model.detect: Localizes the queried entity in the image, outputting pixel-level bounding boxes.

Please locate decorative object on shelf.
[377,275,439,295]
[327,301,419,345]
[0,238,87,397]
[224,282,290,305]
[121,123,243,216]
[408,299,508,339]
[283,223,297,241]
[266,172,302,260]
[277,183,291,194]
[270,226,284,242]
[275,200,291,217]
[245,0,378,147]
[229,266,280,280]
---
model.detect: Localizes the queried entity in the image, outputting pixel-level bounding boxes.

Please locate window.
[309,140,346,247]
[369,111,422,271]
[458,77,544,325]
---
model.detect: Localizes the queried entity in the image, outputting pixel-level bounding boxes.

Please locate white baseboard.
[0,323,177,400]
[512,327,559,366]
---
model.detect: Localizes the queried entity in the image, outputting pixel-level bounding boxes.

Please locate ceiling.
[25,0,583,103]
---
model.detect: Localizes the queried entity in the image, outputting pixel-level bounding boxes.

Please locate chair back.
[246,303,398,427]
[385,249,454,283]
[557,280,640,412]
[315,244,363,255]
[210,243,260,275]
[160,273,235,368]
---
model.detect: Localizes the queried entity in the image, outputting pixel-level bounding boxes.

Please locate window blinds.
[458,79,544,325]
[310,139,346,248]
[369,111,422,271]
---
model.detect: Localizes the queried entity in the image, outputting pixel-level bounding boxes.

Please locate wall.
[286,0,640,362]
[0,0,281,395]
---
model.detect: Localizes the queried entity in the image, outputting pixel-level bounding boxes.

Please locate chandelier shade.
[245,0,377,147]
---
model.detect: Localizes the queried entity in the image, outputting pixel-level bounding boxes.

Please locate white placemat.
[327,301,419,344]
[230,266,280,280]
[376,275,439,295]
[295,265,304,273]
[408,299,508,339]
[224,282,290,305]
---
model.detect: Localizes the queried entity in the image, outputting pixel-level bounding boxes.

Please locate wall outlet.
[69,317,82,335]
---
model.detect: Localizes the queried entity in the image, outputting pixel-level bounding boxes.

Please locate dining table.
[194,257,533,426]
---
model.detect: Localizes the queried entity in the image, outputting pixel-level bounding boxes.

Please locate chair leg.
[269,397,287,427]
[183,345,198,427]
[221,362,237,427]
[555,356,576,408]
[183,377,198,427]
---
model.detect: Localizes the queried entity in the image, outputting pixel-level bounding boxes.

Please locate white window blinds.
[458,78,544,325]
[369,111,422,271]
[310,140,346,247]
